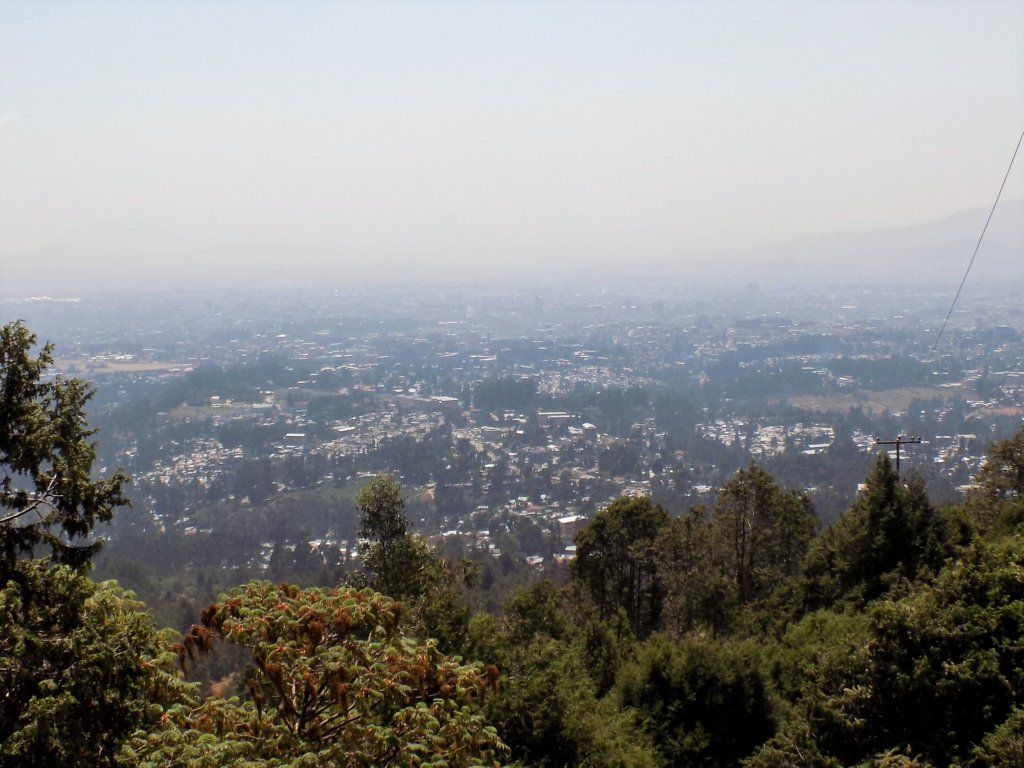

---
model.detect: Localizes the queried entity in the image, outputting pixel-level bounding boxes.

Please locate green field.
[785,386,959,415]
[56,358,193,375]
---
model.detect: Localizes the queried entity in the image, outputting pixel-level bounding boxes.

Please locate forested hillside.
[3,320,1024,767]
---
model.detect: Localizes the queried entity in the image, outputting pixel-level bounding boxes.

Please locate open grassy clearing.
[55,358,193,374]
[784,386,959,415]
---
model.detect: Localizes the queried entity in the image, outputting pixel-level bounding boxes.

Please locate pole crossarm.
[875,436,922,476]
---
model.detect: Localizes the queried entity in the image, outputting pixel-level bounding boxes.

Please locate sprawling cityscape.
[4,1,1024,764]
[4,273,1021,606]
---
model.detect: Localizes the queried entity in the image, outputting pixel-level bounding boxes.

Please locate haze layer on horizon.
[1,0,1022,275]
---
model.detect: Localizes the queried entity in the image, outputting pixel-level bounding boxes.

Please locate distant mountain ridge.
[580,200,1023,287]
[4,201,1022,295]
[736,200,1024,283]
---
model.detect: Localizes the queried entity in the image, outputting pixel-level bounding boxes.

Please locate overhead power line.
[928,126,1024,359]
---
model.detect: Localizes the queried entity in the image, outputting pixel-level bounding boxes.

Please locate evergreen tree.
[969,426,1024,532]
[0,322,154,766]
[1,321,128,575]
[0,564,165,767]
[802,454,950,611]
[655,507,733,637]
[572,495,669,638]
[356,474,430,599]
[617,634,774,768]
[752,531,1024,768]
[712,463,818,606]
[465,590,657,768]
[977,426,1024,502]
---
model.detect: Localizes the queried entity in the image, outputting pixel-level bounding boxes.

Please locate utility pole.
[875,435,922,477]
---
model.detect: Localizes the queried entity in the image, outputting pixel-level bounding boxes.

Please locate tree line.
[3,320,1024,767]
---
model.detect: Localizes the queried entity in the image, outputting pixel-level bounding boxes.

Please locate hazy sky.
[1,0,1022,267]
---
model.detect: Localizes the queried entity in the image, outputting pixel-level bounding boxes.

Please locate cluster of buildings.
[5,279,1020,572]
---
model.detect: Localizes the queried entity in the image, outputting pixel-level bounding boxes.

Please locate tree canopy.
[1,321,147,766]
[801,453,952,611]
[712,462,818,606]
[130,581,506,767]
[572,495,669,638]
[6,319,1024,768]
[977,428,1024,502]
[1,321,128,575]
[357,474,433,600]
[0,562,166,767]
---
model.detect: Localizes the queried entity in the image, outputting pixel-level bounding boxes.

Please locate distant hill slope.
[3,201,1021,294]
[735,200,1024,284]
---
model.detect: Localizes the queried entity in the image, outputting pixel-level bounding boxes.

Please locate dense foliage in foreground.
[3,320,1024,767]
[127,582,505,767]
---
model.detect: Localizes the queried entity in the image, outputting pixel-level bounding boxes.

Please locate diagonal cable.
[929,126,1024,359]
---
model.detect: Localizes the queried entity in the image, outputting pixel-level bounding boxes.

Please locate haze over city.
[6,3,1024,765]
[2,0,1022,291]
